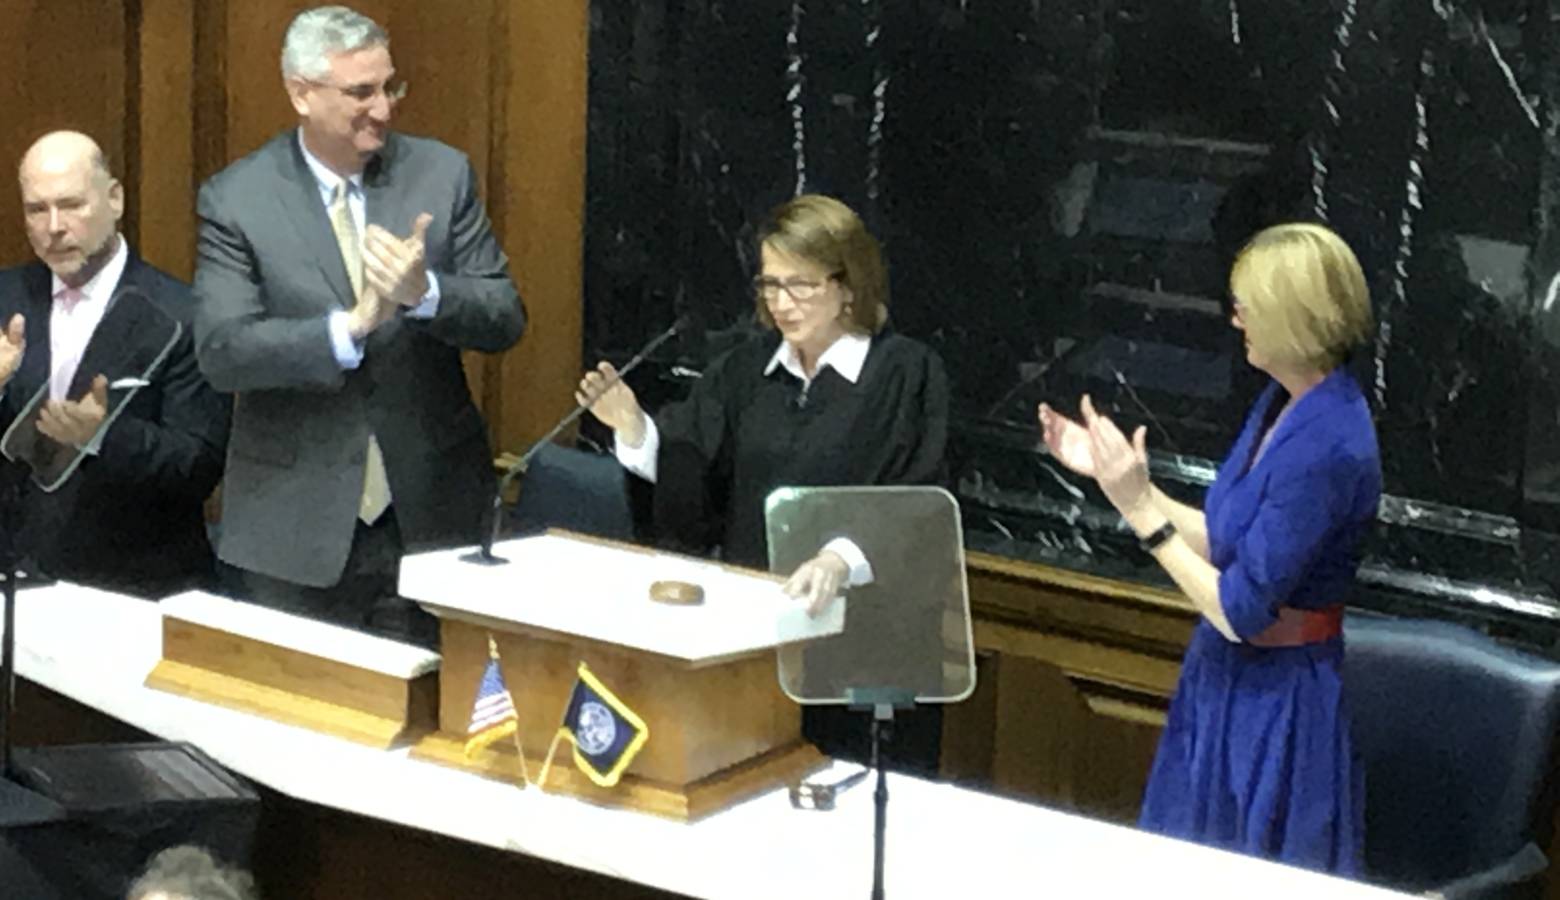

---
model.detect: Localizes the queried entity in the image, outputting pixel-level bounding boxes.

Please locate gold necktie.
[329,182,392,525]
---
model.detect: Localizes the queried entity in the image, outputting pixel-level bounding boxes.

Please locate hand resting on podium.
[783,548,848,618]
[782,540,873,618]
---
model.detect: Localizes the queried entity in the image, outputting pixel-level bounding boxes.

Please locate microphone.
[466,316,687,564]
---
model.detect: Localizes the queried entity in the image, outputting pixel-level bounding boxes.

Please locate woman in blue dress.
[1037,222,1380,875]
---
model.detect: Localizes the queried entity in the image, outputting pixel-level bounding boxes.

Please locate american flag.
[464,655,519,757]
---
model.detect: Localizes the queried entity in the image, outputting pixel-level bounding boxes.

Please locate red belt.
[1247,605,1343,648]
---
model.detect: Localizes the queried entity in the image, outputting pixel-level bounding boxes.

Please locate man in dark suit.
[193,5,525,646]
[0,130,229,598]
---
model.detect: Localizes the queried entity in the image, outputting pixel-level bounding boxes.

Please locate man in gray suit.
[193,5,524,645]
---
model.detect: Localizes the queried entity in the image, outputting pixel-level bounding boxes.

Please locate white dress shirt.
[613,332,875,585]
[50,235,129,402]
[296,131,441,370]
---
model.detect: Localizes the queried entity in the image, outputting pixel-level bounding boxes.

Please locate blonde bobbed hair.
[1229,222,1374,372]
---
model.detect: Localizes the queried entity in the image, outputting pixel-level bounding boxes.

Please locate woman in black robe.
[577,194,950,771]
[578,193,948,602]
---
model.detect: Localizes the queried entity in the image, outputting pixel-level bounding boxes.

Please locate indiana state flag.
[558,662,649,787]
[464,652,519,758]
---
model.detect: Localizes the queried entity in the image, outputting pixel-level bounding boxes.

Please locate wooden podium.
[400,531,841,821]
[145,592,441,748]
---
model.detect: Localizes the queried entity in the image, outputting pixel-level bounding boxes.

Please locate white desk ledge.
[6,582,1413,900]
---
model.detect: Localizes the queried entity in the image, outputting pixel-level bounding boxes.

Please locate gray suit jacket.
[193,130,524,587]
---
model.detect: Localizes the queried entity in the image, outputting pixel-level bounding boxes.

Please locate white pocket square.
[108,377,151,390]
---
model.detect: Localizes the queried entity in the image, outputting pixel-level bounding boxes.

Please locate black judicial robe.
[651,331,949,569]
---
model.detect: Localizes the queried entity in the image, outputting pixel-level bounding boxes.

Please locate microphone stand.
[465,317,685,565]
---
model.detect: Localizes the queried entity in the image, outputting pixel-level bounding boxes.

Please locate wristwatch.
[1138,521,1177,553]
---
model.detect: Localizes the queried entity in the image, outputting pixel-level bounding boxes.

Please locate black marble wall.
[583,0,1560,645]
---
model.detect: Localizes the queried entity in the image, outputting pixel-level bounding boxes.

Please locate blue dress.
[1138,368,1380,875]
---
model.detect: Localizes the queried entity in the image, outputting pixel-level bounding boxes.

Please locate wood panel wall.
[0,0,584,452]
[942,554,1192,823]
[0,2,130,267]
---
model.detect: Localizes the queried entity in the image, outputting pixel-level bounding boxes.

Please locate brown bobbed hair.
[753,194,888,335]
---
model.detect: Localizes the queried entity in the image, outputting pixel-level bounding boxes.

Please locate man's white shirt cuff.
[327,312,365,370]
[406,272,441,319]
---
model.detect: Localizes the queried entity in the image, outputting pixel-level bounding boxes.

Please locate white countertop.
[3,581,1411,899]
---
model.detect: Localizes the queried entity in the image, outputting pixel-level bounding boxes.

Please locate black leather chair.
[1345,614,1560,898]
[506,443,635,542]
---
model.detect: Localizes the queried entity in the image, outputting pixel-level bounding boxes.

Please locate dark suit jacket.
[0,253,230,597]
[193,130,525,588]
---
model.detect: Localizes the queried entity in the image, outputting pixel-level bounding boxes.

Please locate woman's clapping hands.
[1038,395,1152,517]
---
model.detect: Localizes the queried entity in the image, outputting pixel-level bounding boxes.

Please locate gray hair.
[280,5,388,81]
[127,846,258,900]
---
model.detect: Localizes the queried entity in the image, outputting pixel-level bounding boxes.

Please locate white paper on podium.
[399,533,845,665]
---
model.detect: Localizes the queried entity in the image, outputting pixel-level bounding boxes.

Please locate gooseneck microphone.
[467,316,687,564]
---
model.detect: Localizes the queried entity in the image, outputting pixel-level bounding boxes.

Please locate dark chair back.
[507,443,634,542]
[1345,614,1560,893]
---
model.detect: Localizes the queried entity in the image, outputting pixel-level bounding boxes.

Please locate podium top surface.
[160,591,441,678]
[398,532,844,664]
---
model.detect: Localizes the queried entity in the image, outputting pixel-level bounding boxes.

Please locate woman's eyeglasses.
[752,274,840,304]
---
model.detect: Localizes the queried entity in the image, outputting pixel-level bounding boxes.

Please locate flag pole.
[536,668,581,791]
[487,635,533,787]
[536,731,567,792]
